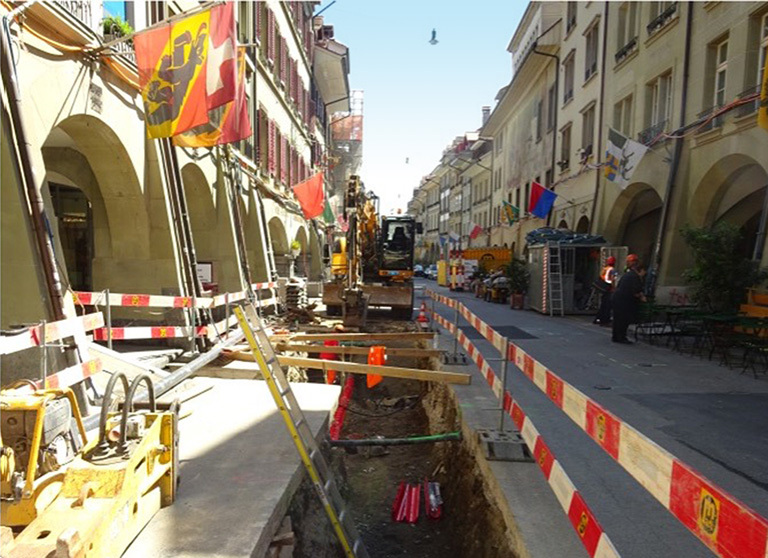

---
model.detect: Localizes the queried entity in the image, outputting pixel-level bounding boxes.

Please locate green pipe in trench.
[330,432,461,447]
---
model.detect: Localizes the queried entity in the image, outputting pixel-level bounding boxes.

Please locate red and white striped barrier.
[39,358,102,389]
[0,313,104,356]
[93,326,207,341]
[431,308,619,557]
[427,289,768,558]
[507,342,768,558]
[74,282,279,311]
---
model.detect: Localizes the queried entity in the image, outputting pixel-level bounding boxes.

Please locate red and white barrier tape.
[0,313,104,356]
[74,282,278,311]
[93,325,207,341]
[39,358,102,389]
[428,289,768,558]
[431,309,619,557]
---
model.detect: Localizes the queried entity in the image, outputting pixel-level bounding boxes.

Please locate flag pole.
[93,0,223,53]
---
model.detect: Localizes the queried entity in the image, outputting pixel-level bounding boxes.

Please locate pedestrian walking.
[612,255,647,344]
[594,256,617,325]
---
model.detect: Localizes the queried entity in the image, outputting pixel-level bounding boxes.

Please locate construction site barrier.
[73,282,280,344]
[0,313,104,356]
[429,309,619,558]
[426,289,768,558]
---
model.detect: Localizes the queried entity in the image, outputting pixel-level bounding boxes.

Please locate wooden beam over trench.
[276,355,471,385]
[273,343,443,358]
[269,332,435,343]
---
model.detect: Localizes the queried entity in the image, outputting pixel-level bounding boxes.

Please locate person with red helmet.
[612,254,647,344]
[594,256,617,326]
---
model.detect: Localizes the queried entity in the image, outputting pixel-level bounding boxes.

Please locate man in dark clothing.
[612,255,647,343]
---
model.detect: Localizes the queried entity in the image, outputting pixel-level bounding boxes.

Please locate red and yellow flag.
[134,10,212,138]
[174,47,252,148]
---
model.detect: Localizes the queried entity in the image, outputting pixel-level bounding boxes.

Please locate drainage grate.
[476,428,533,462]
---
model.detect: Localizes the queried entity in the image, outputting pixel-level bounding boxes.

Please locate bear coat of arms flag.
[174,47,252,148]
[134,2,236,138]
[759,49,768,130]
[293,172,325,219]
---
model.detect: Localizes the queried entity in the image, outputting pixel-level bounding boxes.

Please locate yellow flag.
[759,51,768,130]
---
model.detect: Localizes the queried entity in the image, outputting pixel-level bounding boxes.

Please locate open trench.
[277,327,520,558]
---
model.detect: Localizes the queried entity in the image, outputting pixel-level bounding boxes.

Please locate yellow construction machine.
[323,176,420,325]
[1,374,178,557]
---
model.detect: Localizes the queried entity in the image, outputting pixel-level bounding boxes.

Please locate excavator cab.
[379,216,415,281]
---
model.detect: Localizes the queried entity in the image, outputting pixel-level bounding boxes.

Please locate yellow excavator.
[323,176,420,325]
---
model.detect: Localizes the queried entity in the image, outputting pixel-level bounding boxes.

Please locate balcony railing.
[735,84,762,118]
[55,0,93,28]
[615,37,638,64]
[584,62,597,82]
[697,106,723,133]
[637,119,667,145]
[647,2,677,36]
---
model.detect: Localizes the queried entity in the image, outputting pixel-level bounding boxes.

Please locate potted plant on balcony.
[507,257,530,310]
[103,15,133,42]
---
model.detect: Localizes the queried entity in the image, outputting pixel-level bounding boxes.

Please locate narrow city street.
[418,279,768,558]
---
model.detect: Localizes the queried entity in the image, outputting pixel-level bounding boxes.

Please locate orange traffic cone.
[417,302,430,324]
[367,346,385,388]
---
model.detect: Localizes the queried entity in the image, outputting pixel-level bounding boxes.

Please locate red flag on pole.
[293,172,325,219]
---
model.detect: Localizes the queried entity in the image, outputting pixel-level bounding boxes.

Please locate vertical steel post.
[451,303,460,360]
[189,298,197,354]
[430,295,436,332]
[225,293,230,339]
[105,289,112,351]
[499,338,510,431]
[40,320,47,386]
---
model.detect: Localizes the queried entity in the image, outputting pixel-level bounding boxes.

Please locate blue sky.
[317,0,526,214]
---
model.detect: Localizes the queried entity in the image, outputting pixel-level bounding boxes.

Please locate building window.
[647,71,672,128]
[616,2,638,62]
[563,52,575,103]
[535,99,543,142]
[567,2,577,33]
[547,84,556,131]
[238,2,252,44]
[581,104,595,156]
[613,95,633,136]
[559,124,571,171]
[713,38,728,108]
[647,1,677,35]
[585,23,599,82]
[496,130,503,153]
[759,13,768,87]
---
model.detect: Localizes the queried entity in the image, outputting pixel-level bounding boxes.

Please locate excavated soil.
[284,322,519,558]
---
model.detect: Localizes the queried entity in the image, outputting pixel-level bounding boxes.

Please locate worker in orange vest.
[594,256,617,326]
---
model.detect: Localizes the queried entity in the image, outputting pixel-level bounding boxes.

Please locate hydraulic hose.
[118,374,155,450]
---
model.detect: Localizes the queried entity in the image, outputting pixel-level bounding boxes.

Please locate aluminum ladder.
[548,243,565,317]
[232,304,369,558]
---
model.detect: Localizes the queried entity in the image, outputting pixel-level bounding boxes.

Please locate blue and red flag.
[528,181,557,219]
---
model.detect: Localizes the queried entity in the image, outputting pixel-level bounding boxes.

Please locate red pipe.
[329,374,355,440]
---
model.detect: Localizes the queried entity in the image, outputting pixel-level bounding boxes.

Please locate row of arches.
[40,114,321,296]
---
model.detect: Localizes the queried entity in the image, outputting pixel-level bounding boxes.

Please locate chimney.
[482,106,491,126]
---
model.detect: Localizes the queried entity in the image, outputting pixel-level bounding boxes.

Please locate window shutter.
[281,37,288,85]
[268,119,276,175]
[267,9,275,63]
[280,134,287,183]
[253,3,260,45]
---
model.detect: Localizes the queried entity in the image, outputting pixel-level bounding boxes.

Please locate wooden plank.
[276,355,471,385]
[269,332,435,342]
[273,343,443,358]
